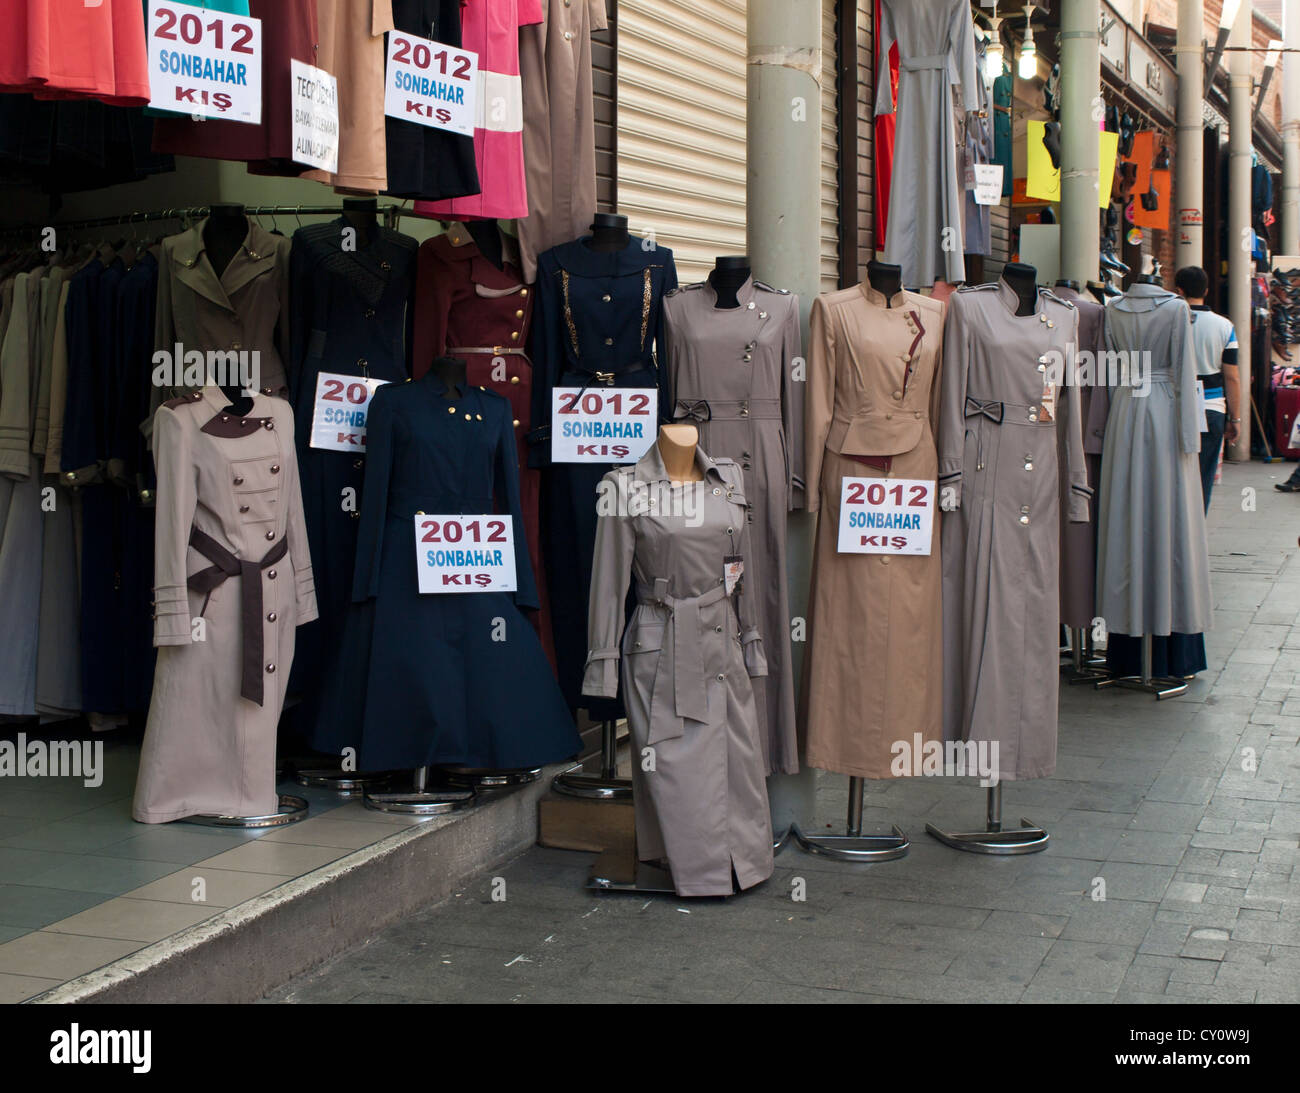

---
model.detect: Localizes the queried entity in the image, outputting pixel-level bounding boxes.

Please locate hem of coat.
[131,802,276,824]
[301,168,387,193]
[667,863,772,899]
[804,752,935,781]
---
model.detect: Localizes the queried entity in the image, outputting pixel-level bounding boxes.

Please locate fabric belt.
[636,578,730,725]
[965,396,1050,425]
[447,345,529,357]
[901,53,948,71]
[186,527,288,707]
[674,398,780,423]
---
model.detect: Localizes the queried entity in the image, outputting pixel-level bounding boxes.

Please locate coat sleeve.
[352,384,395,602]
[519,0,544,27]
[412,243,449,381]
[782,294,806,509]
[1174,303,1201,455]
[803,295,834,514]
[494,400,540,610]
[274,241,292,395]
[287,232,312,406]
[951,0,981,112]
[0,275,32,479]
[1059,309,1090,523]
[937,293,971,510]
[874,1,897,116]
[526,260,560,467]
[655,256,679,423]
[150,405,198,646]
[733,467,769,679]
[590,0,609,33]
[928,300,947,435]
[44,281,72,475]
[284,411,319,625]
[145,245,177,439]
[582,471,635,698]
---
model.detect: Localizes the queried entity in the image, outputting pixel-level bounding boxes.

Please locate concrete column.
[748,0,821,833]
[1174,0,1205,268]
[1059,0,1101,286]
[1226,0,1252,461]
[1282,0,1300,256]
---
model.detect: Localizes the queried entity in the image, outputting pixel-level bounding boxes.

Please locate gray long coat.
[939,282,1087,780]
[663,278,804,775]
[583,444,773,897]
[134,388,317,822]
[877,0,980,288]
[1096,284,1212,637]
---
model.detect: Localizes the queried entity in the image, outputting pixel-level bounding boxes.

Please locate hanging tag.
[1040,381,1057,424]
[723,555,744,595]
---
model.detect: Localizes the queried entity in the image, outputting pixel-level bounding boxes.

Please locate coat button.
[465,413,472,420]
[604,337,613,346]
[716,674,725,682]
[759,311,767,319]
[1020,515,1030,525]
[267,612,277,622]
[726,527,734,534]
[520,288,528,297]
[892,390,902,399]
[267,569,277,579]
[901,353,911,362]
[233,476,244,485]
[742,354,751,362]
[881,556,891,565]
[448,406,456,413]
[1021,505,1030,514]
[1037,364,1046,372]
[380,261,391,271]
[265,530,275,540]
[1029,410,1038,422]
[515,309,524,318]
[357,358,368,368]
[712,487,721,495]
[715,625,723,633]
[885,412,893,420]
[239,505,250,513]
[364,309,375,318]
[266,663,276,673]
[351,511,360,520]
[270,464,280,474]
[1025,461,1034,471]
[747,301,755,310]
[564,29,572,39]
[513,419,520,427]
[265,420,274,430]
[510,375,519,384]
[601,294,611,302]
[353,459,363,469]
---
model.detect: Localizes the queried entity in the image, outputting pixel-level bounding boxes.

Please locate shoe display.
[1042,121,1061,169]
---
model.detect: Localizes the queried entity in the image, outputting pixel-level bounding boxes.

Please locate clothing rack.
[0,202,419,239]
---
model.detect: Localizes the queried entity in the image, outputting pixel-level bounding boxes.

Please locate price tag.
[384,32,479,136]
[415,515,517,594]
[973,164,1004,205]
[551,387,658,464]
[1195,380,1209,433]
[147,1,263,123]
[309,373,388,452]
[837,477,936,556]
[290,59,339,172]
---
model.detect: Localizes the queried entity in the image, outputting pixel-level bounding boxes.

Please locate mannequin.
[203,203,248,278]
[1002,262,1039,316]
[709,255,750,309]
[585,212,630,253]
[1054,278,1081,292]
[867,259,903,306]
[430,355,468,398]
[342,197,378,245]
[657,423,702,483]
[467,220,505,270]
[1086,280,1109,303]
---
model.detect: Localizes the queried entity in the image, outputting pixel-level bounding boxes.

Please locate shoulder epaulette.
[1040,287,1076,309]
[754,280,790,294]
[956,282,999,294]
[666,283,703,297]
[161,391,204,410]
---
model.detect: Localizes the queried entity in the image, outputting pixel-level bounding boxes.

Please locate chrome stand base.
[924,818,1049,855]
[551,769,633,800]
[363,789,476,816]
[773,826,794,853]
[293,769,391,796]
[1095,674,1188,700]
[442,766,542,788]
[586,860,676,893]
[184,793,309,829]
[792,822,909,862]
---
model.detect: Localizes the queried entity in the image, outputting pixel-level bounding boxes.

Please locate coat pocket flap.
[624,625,665,654]
[831,413,925,457]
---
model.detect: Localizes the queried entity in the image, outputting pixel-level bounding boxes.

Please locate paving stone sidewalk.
[267,462,1300,1004]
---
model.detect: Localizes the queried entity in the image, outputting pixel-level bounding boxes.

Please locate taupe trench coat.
[939,281,1087,781]
[516,0,607,282]
[134,387,317,822]
[803,283,946,778]
[150,220,292,428]
[663,277,804,775]
[583,444,773,897]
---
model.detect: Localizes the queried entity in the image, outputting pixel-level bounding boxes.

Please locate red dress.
[413,0,543,221]
[412,232,555,666]
[0,0,149,105]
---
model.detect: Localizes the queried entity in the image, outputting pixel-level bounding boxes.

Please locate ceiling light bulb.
[1018,37,1037,79]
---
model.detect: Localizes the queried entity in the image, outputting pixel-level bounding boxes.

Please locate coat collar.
[552,235,669,277]
[428,231,525,291]
[994,276,1044,320]
[197,386,276,438]
[633,440,727,485]
[1113,282,1179,313]
[171,217,279,312]
[860,282,908,309]
[702,275,756,311]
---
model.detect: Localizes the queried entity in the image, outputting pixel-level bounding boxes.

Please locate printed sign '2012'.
[836,477,936,556]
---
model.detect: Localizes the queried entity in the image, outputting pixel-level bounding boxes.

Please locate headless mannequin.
[1136,271,1160,286]
[342,197,378,246]
[430,355,468,398]
[658,423,702,484]
[1054,278,1081,292]
[204,204,254,415]
[585,212,630,253]
[1002,262,1039,317]
[467,220,505,270]
[709,256,750,309]
[1086,280,1109,303]
[867,259,903,307]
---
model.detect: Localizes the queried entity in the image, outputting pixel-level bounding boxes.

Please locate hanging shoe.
[1119,111,1136,157]
[1042,121,1061,169]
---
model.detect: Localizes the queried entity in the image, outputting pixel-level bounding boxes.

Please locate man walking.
[1174,266,1238,510]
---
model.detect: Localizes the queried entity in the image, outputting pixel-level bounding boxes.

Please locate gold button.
[601,294,611,302]
[885,412,893,420]
[520,288,528,297]
[448,406,455,413]
[901,353,911,363]
[512,419,520,427]
[417,510,425,515]
[475,414,483,420]
[465,413,472,420]
[510,376,519,384]
[1047,321,1055,329]
[510,331,519,341]
[604,337,613,346]
[515,309,524,318]
[357,358,368,368]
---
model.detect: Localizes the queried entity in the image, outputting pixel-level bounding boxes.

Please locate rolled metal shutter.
[820,1,839,293]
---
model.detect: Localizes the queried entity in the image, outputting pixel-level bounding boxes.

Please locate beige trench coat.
[134,387,317,822]
[302,0,394,193]
[803,283,946,778]
[583,444,773,897]
[150,220,292,429]
[516,0,607,281]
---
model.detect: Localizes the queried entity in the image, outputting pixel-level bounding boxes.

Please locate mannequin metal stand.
[925,784,1049,854]
[443,766,542,788]
[1061,626,1108,684]
[1093,633,1188,699]
[551,719,633,799]
[792,259,910,864]
[364,766,477,816]
[293,767,391,797]
[184,794,310,829]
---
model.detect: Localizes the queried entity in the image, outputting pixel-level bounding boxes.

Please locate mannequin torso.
[709,256,750,309]
[1002,262,1039,316]
[867,260,903,307]
[658,423,702,483]
[430,356,468,398]
[585,213,630,253]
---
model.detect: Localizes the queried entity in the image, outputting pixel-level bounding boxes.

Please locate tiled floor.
[266,462,1300,1004]
[0,740,434,1003]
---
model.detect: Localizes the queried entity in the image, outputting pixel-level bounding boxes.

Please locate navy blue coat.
[285,219,417,739]
[527,235,678,715]
[316,373,578,770]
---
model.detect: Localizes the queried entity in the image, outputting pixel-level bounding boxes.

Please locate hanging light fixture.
[1018,3,1039,80]
[985,12,1005,80]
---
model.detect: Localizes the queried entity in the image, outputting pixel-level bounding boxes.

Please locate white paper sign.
[1289,413,1300,452]
[147,1,262,124]
[384,32,479,136]
[837,477,936,556]
[973,164,1004,205]
[1194,380,1209,434]
[290,59,339,172]
[309,373,388,452]
[415,515,517,594]
[551,387,658,464]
